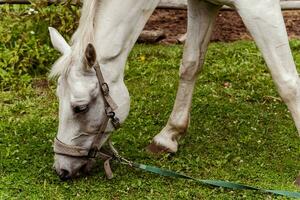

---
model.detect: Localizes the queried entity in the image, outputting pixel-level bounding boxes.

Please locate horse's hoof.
[146,142,172,155]
[295,175,300,187]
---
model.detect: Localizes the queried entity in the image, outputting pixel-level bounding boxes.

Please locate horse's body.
[50,0,300,180]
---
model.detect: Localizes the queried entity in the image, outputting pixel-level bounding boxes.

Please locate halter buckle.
[105,107,120,129]
[101,83,109,96]
[111,117,121,129]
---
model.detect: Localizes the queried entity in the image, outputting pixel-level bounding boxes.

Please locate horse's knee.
[180,56,204,81]
[277,76,300,103]
[180,60,198,80]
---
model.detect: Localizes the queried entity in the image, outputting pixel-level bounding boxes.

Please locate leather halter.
[53,61,120,160]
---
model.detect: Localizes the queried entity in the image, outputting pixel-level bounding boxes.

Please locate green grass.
[1,41,300,199]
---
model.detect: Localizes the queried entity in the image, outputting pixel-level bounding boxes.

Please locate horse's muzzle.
[54,155,95,181]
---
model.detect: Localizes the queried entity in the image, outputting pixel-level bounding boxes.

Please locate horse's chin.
[53,155,96,180]
[77,159,95,175]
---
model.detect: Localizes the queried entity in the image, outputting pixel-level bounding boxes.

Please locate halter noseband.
[53,61,120,160]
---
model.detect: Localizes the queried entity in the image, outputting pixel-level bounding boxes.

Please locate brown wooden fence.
[1,0,300,10]
[158,0,300,10]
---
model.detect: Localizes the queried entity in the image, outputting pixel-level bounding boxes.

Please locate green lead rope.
[129,162,300,199]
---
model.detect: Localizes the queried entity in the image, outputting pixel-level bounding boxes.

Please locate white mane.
[50,0,99,78]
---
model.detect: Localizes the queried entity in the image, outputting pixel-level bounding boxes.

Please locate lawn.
[1,41,300,199]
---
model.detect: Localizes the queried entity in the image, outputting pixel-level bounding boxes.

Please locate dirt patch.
[143,9,300,43]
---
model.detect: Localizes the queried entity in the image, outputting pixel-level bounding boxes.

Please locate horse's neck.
[90,0,159,82]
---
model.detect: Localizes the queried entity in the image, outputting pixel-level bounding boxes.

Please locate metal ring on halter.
[105,107,115,118]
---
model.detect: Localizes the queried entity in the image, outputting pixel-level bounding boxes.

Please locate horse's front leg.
[148,0,221,153]
[234,0,300,185]
[235,0,300,135]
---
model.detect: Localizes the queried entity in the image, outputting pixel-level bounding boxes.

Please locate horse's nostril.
[59,169,71,181]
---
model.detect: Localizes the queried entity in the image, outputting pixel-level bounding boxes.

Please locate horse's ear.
[85,43,97,68]
[49,27,71,55]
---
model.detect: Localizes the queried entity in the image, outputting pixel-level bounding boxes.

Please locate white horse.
[49,0,300,181]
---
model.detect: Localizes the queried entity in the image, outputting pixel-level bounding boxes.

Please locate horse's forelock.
[49,53,72,78]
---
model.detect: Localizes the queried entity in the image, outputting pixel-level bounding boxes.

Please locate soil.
[143,9,300,43]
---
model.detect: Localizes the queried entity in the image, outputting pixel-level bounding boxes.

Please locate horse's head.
[49,27,130,180]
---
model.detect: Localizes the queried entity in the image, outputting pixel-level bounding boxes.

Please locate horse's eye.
[73,105,89,114]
